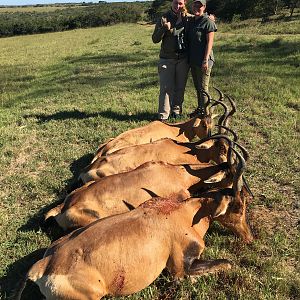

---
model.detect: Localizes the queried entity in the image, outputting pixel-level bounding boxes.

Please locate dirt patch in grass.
[250,204,299,236]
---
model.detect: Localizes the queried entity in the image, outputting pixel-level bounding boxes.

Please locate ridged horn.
[242,175,254,198]
[233,141,249,162]
[215,124,238,141]
[209,99,229,127]
[200,90,212,116]
[223,94,237,127]
[213,87,224,102]
[229,147,246,193]
[198,133,249,162]
[195,134,233,148]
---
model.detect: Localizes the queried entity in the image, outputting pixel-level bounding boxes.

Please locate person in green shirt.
[187,0,217,117]
[152,0,190,121]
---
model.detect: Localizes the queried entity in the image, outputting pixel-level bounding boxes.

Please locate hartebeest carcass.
[92,92,228,161]
[45,144,250,231]
[79,133,245,183]
[18,154,253,300]
[45,159,232,230]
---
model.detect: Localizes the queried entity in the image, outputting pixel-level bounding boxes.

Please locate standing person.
[152,0,190,122]
[188,0,217,117]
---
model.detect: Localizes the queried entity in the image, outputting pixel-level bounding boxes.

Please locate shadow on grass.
[4,51,158,108]
[4,153,94,299]
[97,109,156,122]
[17,152,93,238]
[215,39,300,75]
[24,109,100,123]
[24,109,156,123]
[17,197,66,241]
[9,154,93,298]
[69,152,94,186]
[2,37,299,110]
[65,52,156,65]
[0,248,46,300]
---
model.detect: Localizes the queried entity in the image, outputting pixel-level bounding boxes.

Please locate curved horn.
[195,134,233,148]
[200,90,212,115]
[229,147,246,193]
[195,133,249,162]
[242,175,254,198]
[215,124,238,141]
[213,87,224,102]
[216,128,249,162]
[233,141,249,161]
[215,134,249,162]
[209,99,229,127]
[223,94,237,127]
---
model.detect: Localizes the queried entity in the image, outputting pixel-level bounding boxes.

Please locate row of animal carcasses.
[18,89,255,300]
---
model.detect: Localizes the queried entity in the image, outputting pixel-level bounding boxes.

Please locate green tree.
[147,0,171,22]
[283,0,300,16]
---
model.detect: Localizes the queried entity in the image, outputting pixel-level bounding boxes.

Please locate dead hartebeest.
[17,151,253,299]
[45,159,232,230]
[79,132,245,183]
[92,92,228,161]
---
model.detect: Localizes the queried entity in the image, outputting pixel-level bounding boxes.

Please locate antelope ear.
[213,197,231,217]
[232,193,244,213]
[211,113,219,120]
[192,118,201,128]
[204,171,225,183]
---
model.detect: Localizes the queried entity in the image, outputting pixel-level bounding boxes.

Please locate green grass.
[218,10,300,35]
[0,20,299,300]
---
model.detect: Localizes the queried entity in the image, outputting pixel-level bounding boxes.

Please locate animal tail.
[14,276,27,300]
[14,256,51,300]
[92,138,114,162]
[44,203,64,221]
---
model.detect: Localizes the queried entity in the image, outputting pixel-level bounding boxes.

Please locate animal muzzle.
[238,224,254,244]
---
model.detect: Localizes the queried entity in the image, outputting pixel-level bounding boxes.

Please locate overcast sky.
[1,0,147,5]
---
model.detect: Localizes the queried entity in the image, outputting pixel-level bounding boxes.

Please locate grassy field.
[0,19,299,300]
[218,10,300,35]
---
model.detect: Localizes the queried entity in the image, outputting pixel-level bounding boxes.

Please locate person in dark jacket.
[187,0,217,117]
[152,0,190,121]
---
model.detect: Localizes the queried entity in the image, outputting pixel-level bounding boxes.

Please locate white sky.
[0,0,146,5]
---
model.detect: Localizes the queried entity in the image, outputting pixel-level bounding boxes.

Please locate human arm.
[202,31,214,71]
[152,17,172,43]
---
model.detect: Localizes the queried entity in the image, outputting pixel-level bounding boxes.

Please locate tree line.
[148,0,299,22]
[0,2,150,37]
[0,0,298,38]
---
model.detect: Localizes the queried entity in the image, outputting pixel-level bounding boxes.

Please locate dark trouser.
[191,65,212,109]
[157,57,190,120]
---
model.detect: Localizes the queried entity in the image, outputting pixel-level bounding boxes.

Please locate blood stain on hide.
[112,269,126,294]
[141,196,181,215]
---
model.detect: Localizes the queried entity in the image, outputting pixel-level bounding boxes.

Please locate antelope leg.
[187,259,231,276]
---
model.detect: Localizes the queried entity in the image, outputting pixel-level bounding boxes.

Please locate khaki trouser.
[191,65,212,109]
[157,57,190,120]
